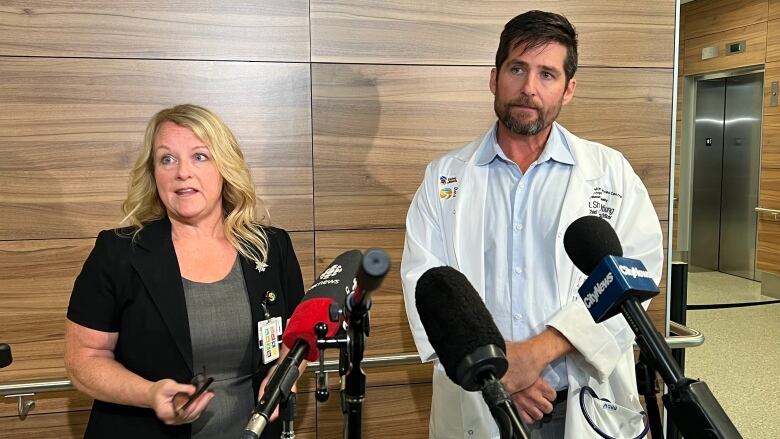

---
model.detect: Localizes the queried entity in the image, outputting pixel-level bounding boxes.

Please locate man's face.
[490,41,576,136]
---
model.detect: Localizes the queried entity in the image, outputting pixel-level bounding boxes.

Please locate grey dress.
[182,257,255,438]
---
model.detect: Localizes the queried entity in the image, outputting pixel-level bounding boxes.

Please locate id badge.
[258,316,283,364]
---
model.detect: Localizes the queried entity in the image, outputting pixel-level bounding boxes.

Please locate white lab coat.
[401,123,664,439]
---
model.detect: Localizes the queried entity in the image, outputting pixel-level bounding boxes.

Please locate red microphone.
[281,249,362,361]
[243,250,362,438]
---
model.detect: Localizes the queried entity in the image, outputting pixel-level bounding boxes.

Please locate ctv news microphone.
[564,216,741,438]
[242,250,363,439]
[416,266,530,439]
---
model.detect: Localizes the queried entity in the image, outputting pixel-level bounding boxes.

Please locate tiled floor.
[684,271,780,439]
[686,270,771,305]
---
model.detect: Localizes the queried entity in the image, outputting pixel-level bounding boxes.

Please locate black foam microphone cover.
[415,266,507,391]
[563,215,623,274]
[0,343,11,368]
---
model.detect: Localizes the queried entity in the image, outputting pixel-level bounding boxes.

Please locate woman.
[64,104,304,438]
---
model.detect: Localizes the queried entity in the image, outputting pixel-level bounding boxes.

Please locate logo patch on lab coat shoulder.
[588,187,622,220]
[438,175,459,199]
[440,186,458,199]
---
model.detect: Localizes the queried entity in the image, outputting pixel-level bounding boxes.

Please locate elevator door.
[690,73,762,279]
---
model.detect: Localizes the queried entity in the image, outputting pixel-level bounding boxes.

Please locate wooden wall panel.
[757,219,780,273]
[311,0,675,67]
[683,22,767,76]
[682,0,767,40]
[313,65,671,230]
[317,383,432,439]
[0,390,91,419]
[769,0,780,21]
[757,116,780,273]
[0,239,92,383]
[291,232,316,288]
[0,410,89,439]
[312,64,493,231]
[765,18,780,61]
[0,1,310,61]
[0,58,313,239]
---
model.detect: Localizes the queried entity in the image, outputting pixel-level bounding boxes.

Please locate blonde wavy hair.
[121,104,271,265]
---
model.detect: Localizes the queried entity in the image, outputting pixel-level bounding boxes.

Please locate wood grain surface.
[311,0,675,67]
[313,64,671,230]
[0,58,313,239]
[0,1,310,61]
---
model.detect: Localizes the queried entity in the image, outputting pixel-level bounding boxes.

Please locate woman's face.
[153,121,224,226]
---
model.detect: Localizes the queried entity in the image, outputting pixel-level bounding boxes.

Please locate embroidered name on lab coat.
[588,187,622,220]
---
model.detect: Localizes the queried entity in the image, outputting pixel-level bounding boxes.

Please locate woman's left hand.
[149,378,214,425]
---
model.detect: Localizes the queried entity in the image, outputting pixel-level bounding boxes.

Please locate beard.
[495,94,562,136]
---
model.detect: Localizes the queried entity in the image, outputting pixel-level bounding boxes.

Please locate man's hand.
[510,377,557,424]
[501,339,546,394]
[501,327,574,394]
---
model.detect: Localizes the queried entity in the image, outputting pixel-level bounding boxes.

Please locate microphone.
[415,266,529,439]
[562,215,682,385]
[242,250,363,439]
[0,343,11,368]
[282,250,363,361]
[564,216,741,438]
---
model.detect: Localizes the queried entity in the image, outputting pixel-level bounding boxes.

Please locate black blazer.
[67,217,304,438]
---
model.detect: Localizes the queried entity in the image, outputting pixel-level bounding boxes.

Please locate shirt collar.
[475,122,575,167]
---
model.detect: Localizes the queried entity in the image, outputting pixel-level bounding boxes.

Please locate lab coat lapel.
[555,125,604,302]
[453,135,490,298]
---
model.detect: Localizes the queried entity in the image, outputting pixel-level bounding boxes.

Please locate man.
[401,10,663,439]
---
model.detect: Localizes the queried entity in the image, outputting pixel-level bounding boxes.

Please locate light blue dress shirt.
[477,123,574,391]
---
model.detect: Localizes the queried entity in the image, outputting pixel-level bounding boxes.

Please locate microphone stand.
[242,341,308,439]
[480,373,529,439]
[312,249,390,439]
[635,353,664,439]
[341,248,390,439]
[280,392,297,439]
[622,300,741,438]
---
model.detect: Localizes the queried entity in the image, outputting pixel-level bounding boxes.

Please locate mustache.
[507,96,540,110]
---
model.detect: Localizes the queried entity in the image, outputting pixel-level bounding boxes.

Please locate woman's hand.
[149,379,214,425]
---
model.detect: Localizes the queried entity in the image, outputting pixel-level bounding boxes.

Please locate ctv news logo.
[583,272,613,308]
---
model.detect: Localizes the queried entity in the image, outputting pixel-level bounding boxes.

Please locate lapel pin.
[255,261,268,273]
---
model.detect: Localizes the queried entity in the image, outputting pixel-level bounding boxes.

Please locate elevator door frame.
[680,67,764,280]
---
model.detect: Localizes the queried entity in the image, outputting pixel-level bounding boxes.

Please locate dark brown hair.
[495,10,578,84]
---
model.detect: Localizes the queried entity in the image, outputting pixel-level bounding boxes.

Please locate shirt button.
[514,267,523,274]
[514,223,523,231]
[467,430,474,436]
[519,183,525,190]
[513,313,522,320]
